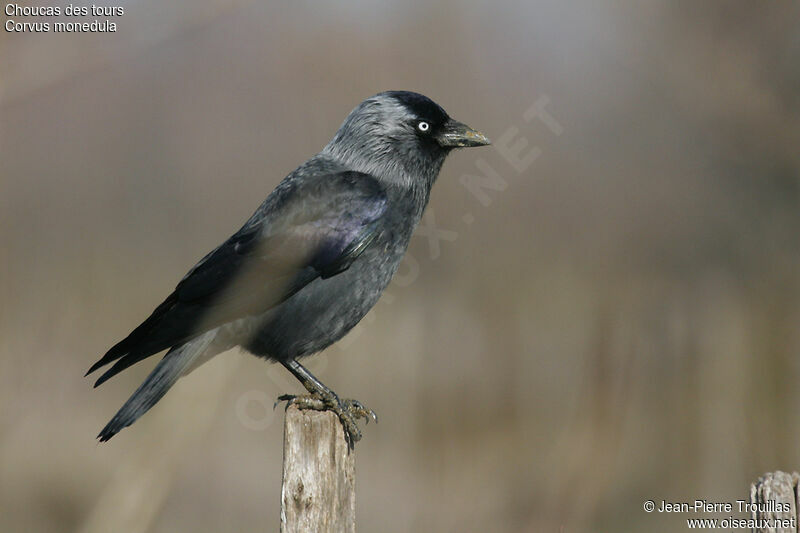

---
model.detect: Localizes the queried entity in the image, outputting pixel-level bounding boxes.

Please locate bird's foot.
[275,393,377,447]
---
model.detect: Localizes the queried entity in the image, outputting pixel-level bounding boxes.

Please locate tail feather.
[97,331,215,442]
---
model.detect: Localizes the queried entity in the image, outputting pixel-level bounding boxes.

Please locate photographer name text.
[648,499,790,513]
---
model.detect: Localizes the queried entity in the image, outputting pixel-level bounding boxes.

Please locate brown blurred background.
[2,1,800,532]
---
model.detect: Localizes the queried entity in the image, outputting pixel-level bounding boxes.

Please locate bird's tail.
[97,331,216,442]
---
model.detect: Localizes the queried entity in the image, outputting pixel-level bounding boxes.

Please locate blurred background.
[2,1,800,531]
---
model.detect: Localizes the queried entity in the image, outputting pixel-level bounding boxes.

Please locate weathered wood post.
[280,406,355,533]
[750,471,799,533]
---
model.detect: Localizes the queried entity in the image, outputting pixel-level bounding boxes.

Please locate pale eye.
[417,121,430,132]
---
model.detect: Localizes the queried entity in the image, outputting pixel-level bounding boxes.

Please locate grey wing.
[87,171,388,385]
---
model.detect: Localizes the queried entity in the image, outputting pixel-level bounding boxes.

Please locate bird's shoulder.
[245,158,387,230]
[238,172,386,259]
[177,162,388,290]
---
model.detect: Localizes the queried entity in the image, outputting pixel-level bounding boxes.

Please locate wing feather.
[88,171,387,384]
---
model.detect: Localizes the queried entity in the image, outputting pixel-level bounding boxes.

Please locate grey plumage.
[88,91,490,442]
[97,331,215,441]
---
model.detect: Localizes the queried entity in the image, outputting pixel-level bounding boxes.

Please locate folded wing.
[87,171,388,386]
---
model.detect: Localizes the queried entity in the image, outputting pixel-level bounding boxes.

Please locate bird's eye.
[417,121,430,132]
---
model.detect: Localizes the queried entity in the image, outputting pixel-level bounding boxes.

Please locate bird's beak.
[437,119,491,148]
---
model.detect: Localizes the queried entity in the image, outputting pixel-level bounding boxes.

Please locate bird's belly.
[244,244,403,360]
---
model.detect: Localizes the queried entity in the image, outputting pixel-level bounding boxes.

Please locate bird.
[87,91,490,445]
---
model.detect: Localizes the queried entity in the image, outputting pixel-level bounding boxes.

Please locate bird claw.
[342,398,378,425]
[275,393,377,447]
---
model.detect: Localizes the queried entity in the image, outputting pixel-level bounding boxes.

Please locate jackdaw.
[87,91,490,444]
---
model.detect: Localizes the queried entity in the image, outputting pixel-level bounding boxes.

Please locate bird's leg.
[275,358,377,447]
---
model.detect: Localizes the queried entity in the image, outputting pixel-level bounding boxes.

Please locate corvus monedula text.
[87,91,490,444]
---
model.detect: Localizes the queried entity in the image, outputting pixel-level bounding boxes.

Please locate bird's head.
[323,91,490,187]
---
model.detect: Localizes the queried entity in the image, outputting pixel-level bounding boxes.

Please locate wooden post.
[750,471,799,533]
[280,406,355,533]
